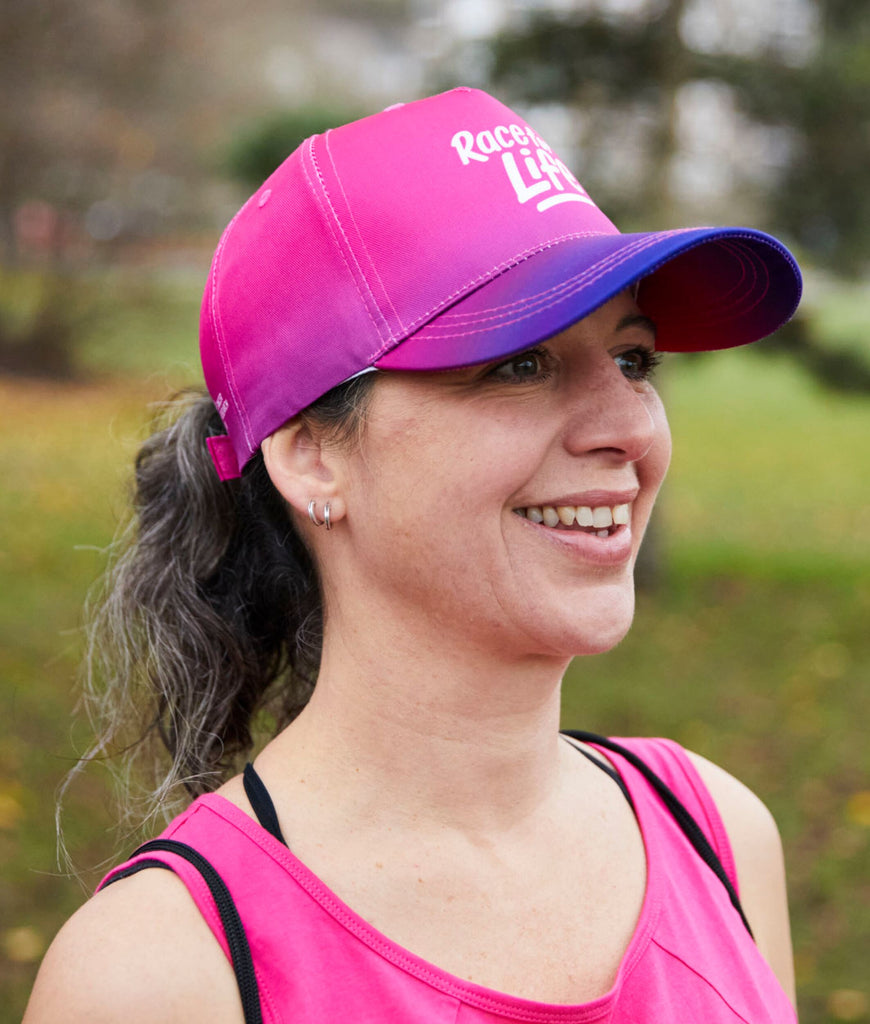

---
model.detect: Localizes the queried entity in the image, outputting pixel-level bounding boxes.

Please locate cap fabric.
[201,87,802,479]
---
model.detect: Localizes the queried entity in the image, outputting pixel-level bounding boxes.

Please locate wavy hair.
[61,374,374,854]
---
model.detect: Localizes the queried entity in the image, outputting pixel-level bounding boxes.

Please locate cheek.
[630,395,670,549]
[362,401,532,515]
[348,419,472,563]
[643,391,672,487]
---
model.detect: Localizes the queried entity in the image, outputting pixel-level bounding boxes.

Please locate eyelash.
[487,346,554,383]
[615,347,662,382]
[487,346,662,384]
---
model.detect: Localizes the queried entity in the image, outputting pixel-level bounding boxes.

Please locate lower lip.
[516,518,634,566]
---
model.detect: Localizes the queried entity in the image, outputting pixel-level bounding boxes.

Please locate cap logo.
[450,122,595,214]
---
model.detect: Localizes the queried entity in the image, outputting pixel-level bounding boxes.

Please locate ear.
[261,419,346,527]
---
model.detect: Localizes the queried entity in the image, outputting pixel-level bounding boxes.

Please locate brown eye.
[490,348,547,381]
[615,348,661,381]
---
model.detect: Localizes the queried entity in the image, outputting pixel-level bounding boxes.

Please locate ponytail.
[74,374,374,834]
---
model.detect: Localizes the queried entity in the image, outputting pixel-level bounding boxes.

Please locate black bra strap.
[563,735,634,806]
[103,838,263,1024]
[244,740,750,938]
[242,745,635,847]
[102,732,752,1020]
[562,730,754,939]
[243,762,287,846]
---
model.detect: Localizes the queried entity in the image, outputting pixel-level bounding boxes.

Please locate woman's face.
[329,291,672,662]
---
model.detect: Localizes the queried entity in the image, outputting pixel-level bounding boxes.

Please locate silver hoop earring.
[307,499,325,527]
[324,502,332,531]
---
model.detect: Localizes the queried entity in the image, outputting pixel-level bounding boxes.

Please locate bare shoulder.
[24,866,242,1024]
[685,749,781,857]
[685,749,796,1005]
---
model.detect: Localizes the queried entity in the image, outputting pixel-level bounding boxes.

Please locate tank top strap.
[604,735,739,892]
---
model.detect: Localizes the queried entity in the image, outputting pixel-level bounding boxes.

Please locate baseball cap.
[202,87,802,481]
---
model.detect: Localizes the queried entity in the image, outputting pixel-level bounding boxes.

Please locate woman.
[26,88,802,1022]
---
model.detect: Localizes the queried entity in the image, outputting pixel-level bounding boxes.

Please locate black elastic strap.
[243,762,287,845]
[562,734,634,807]
[103,732,750,1023]
[242,754,632,847]
[104,839,263,1024]
[562,730,754,940]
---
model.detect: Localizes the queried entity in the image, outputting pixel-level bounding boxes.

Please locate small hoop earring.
[307,499,324,527]
[324,502,332,531]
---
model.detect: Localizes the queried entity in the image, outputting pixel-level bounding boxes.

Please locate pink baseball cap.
[202,87,802,480]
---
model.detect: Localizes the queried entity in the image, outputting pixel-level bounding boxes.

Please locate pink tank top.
[100,738,796,1022]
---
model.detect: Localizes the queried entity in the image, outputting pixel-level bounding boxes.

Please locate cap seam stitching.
[409,232,727,339]
[367,229,621,362]
[324,133,407,337]
[431,231,686,327]
[425,229,783,329]
[414,237,667,338]
[392,232,779,344]
[305,137,392,345]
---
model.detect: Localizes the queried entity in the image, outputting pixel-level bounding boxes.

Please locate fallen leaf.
[846,791,870,829]
[828,989,868,1022]
[0,792,23,830]
[2,926,45,964]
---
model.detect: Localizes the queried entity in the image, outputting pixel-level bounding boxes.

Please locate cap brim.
[375,227,802,371]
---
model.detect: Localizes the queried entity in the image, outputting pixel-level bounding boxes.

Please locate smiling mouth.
[513,503,630,538]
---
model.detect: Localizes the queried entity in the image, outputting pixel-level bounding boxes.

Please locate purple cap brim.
[375,227,802,371]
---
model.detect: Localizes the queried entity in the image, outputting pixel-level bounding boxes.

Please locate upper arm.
[686,750,796,1007]
[23,867,243,1024]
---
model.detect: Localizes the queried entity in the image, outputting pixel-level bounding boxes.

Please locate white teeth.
[517,502,632,532]
[556,505,575,526]
[576,506,594,527]
[592,507,614,529]
[542,506,560,528]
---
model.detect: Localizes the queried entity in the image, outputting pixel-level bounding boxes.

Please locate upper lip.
[515,488,640,508]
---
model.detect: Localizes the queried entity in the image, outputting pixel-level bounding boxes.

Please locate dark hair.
[70,373,375,836]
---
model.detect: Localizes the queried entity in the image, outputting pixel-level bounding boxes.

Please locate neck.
[269,621,572,835]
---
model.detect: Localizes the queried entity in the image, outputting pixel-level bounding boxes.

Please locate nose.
[561,359,659,464]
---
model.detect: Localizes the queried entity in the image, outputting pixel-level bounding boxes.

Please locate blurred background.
[1,0,868,1020]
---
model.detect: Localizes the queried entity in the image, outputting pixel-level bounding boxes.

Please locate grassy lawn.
[1,279,868,1022]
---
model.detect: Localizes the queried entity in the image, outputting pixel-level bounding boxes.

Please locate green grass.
[77,270,204,381]
[662,344,870,581]
[1,278,868,1022]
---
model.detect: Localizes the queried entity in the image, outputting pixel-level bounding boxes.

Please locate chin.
[574,620,633,656]
[537,582,636,659]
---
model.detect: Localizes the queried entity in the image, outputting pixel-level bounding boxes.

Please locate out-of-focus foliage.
[756,314,870,393]
[482,0,870,391]
[698,2,870,276]
[487,1,870,274]
[0,0,183,377]
[224,108,363,187]
[484,2,691,229]
[0,0,177,262]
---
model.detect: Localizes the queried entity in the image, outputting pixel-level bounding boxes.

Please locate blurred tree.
[481,0,870,392]
[0,0,175,377]
[224,108,363,187]
[484,0,693,229]
[697,0,870,277]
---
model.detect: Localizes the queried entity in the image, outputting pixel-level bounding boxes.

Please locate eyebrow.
[616,313,657,339]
